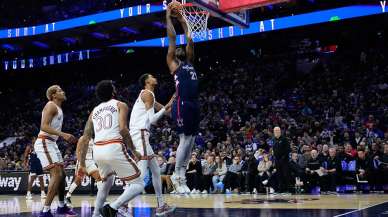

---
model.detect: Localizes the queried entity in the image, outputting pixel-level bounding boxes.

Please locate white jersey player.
[65,139,101,206]
[77,80,143,217]
[129,74,176,216]
[34,85,77,217]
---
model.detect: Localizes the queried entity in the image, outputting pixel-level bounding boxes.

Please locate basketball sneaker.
[38,210,54,217]
[155,203,176,216]
[170,174,185,194]
[57,205,77,216]
[100,204,117,217]
[26,192,32,200]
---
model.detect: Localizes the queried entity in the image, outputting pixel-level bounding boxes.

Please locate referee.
[272,127,291,193]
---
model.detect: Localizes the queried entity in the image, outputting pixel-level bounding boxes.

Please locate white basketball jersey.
[39,102,63,140]
[92,99,122,143]
[129,90,155,131]
[86,139,94,160]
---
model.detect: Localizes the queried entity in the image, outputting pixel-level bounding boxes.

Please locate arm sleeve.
[147,107,166,125]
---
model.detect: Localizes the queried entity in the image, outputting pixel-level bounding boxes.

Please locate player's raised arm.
[41,102,76,143]
[117,101,141,159]
[77,114,93,167]
[177,16,194,64]
[166,6,179,74]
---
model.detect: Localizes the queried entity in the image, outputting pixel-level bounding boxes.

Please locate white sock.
[149,158,164,207]
[110,180,144,210]
[58,201,64,208]
[67,182,78,196]
[175,134,193,178]
[43,205,50,212]
[41,191,45,194]
[93,177,114,217]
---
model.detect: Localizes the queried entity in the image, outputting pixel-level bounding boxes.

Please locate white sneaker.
[201,190,208,194]
[226,189,231,194]
[171,174,184,194]
[191,189,197,194]
[41,191,46,199]
[253,188,258,194]
[182,184,191,194]
[117,205,132,217]
[26,192,32,200]
[262,180,268,186]
[269,188,275,194]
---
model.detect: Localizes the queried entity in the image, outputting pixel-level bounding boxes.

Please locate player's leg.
[149,158,176,216]
[38,175,46,198]
[26,173,36,199]
[65,174,82,206]
[101,144,144,217]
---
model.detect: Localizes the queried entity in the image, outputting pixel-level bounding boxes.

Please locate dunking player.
[129,73,176,215]
[34,85,78,217]
[65,139,102,207]
[77,80,143,217]
[166,3,200,194]
[23,137,46,200]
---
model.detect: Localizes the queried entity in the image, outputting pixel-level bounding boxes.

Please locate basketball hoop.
[178,3,210,40]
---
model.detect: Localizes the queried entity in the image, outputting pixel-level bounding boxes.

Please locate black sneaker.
[100,204,117,217]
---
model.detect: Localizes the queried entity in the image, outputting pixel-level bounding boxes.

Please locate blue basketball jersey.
[174,61,198,102]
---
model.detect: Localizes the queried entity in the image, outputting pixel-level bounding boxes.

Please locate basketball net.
[179,3,210,40]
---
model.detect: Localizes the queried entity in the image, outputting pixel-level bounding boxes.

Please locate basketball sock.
[110,181,144,210]
[43,205,50,212]
[175,134,193,178]
[149,158,164,206]
[93,176,114,217]
[67,182,78,196]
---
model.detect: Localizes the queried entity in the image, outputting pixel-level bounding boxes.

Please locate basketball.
[168,1,183,17]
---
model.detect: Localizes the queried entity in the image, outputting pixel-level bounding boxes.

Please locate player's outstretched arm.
[177,16,194,64]
[77,114,93,167]
[117,102,141,159]
[41,102,76,144]
[166,7,179,73]
[142,91,166,125]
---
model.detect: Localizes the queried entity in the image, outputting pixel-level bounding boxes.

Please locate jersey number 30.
[96,114,112,132]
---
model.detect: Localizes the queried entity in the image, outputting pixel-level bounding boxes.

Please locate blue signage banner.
[113,5,386,47]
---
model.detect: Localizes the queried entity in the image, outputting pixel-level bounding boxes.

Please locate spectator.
[161,156,175,193]
[223,156,242,193]
[289,152,305,192]
[201,154,216,193]
[212,155,227,193]
[255,152,276,194]
[305,150,323,192]
[322,148,340,192]
[186,153,202,194]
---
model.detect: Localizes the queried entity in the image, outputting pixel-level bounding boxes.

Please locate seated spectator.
[322,147,340,192]
[161,156,175,193]
[223,156,242,193]
[201,154,216,193]
[305,150,324,192]
[212,155,227,193]
[356,149,370,184]
[186,153,202,194]
[379,143,388,191]
[289,152,305,192]
[255,152,276,193]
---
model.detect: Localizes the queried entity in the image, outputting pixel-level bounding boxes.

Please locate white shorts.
[76,159,98,176]
[130,130,155,160]
[34,136,63,170]
[93,140,140,183]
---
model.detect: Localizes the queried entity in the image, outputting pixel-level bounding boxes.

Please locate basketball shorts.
[34,136,63,170]
[29,161,44,176]
[172,100,200,136]
[93,139,140,183]
[130,129,155,160]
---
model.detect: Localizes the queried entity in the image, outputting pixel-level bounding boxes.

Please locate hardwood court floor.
[0,193,388,216]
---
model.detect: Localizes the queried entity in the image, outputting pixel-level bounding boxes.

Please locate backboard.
[190,0,250,27]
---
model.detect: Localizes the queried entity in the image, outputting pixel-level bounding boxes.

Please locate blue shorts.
[30,161,44,176]
[172,100,199,136]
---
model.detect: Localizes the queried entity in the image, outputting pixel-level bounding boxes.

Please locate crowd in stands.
[0,37,387,194]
